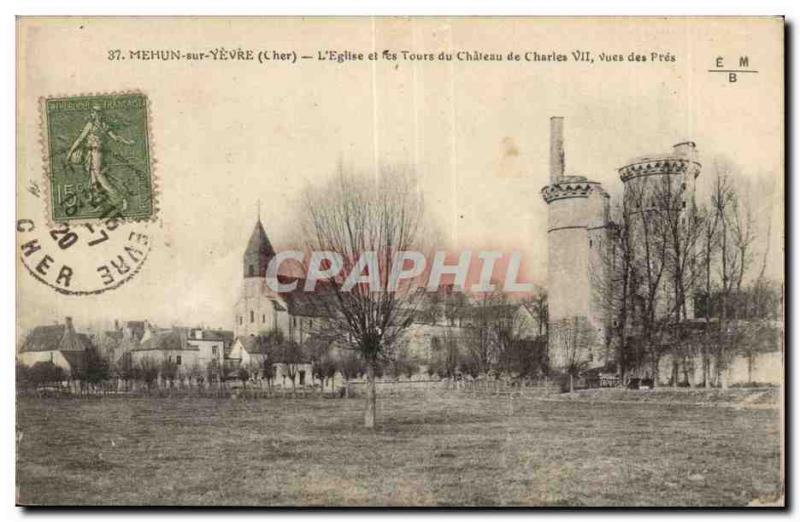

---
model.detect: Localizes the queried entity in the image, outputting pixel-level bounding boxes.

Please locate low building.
[128,325,234,376]
[17,317,93,376]
[185,328,232,369]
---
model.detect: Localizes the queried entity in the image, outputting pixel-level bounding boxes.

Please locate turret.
[541,117,611,369]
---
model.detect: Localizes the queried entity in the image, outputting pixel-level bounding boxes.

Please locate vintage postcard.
[16,17,784,507]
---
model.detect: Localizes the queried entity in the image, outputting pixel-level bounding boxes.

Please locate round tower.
[619,142,701,321]
[541,117,611,369]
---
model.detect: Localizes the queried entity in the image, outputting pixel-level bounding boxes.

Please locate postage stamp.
[41,93,155,223]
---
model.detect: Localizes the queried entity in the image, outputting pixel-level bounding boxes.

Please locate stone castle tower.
[541,117,611,369]
[233,215,282,338]
[619,142,701,322]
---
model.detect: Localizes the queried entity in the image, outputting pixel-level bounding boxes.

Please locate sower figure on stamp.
[66,104,134,212]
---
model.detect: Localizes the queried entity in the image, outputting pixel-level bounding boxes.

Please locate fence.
[17,375,563,399]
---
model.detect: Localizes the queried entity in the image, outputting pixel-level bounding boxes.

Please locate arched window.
[250,310,254,323]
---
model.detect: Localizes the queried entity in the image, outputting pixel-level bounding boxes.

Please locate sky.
[16,17,784,335]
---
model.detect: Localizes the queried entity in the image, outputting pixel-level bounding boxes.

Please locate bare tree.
[592,200,636,382]
[530,292,548,338]
[625,178,670,384]
[463,290,508,377]
[280,341,305,395]
[708,166,758,389]
[551,316,595,392]
[337,352,364,398]
[698,200,720,387]
[429,332,461,379]
[298,165,426,428]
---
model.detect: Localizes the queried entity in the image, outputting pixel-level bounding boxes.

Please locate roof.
[243,219,276,278]
[236,333,285,355]
[103,330,124,341]
[21,324,92,353]
[246,219,276,259]
[203,329,234,344]
[125,321,146,341]
[238,336,268,355]
[132,328,198,352]
[279,279,340,318]
[22,325,67,352]
[462,303,523,322]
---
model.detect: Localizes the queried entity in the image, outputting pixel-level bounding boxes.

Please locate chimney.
[65,316,74,332]
[550,116,565,183]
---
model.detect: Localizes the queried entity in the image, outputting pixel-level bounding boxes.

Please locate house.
[17,317,93,376]
[97,319,149,369]
[228,334,316,386]
[185,327,232,368]
[228,336,268,369]
[128,325,234,375]
[129,327,194,369]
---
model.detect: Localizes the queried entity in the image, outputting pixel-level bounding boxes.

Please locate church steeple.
[243,212,275,279]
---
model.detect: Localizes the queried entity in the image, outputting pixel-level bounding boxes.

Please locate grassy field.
[16,390,782,507]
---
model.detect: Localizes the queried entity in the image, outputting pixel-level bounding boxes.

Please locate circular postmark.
[17,212,151,295]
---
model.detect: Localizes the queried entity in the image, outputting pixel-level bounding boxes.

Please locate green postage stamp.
[42,93,154,222]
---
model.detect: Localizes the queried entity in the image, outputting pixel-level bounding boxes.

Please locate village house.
[128,325,234,374]
[228,336,314,386]
[17,317,94,376]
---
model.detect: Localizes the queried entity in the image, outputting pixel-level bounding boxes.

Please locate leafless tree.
[280,341,305,395]
[623,177,671,384]
[530,292,548,338]
[463,289,508,377]
[299,165,426,428]
[551,316,595,392]
[711,168,755,389]
[698,200,721,387]
[591,199,636,382]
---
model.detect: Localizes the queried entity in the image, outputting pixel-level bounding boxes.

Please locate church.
[229,214,543,379]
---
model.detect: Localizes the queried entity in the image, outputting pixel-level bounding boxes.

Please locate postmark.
[17,216,152,295]
[41,93,155,223]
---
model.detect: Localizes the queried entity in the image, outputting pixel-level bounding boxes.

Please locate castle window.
[176,356,182,365]
[589,239,593,248]
[248,264,255,277]
[250,310,254,323]
[682,201,687,209]
[262,314,266,323]
[238,315,242,325]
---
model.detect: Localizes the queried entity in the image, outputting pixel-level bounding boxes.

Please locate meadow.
[16,388,782,507]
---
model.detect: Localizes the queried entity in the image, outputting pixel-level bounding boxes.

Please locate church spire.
[243,207,275,279]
